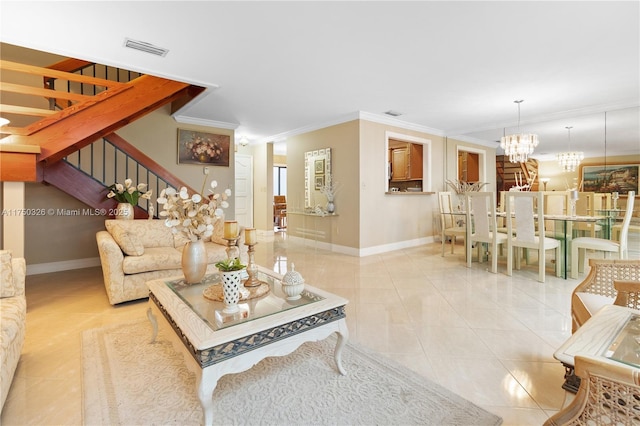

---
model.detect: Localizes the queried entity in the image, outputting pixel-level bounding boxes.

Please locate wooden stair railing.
[18,74,200,165]
[0,59,132,137]
[43,133,199,218]
[43,58,142,111]
[0,58,205,182]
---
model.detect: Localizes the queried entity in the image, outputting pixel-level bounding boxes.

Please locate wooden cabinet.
[389,142,423,181]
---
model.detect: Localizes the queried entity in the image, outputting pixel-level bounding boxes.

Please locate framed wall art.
[315,159,325,175]
[177,129,230,166]
[315,175,324,190]
[580,163,639,195]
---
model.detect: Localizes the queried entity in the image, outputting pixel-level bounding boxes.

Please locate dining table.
[446,209,610,279]
[495,212,607,279]
[594,208,624,240]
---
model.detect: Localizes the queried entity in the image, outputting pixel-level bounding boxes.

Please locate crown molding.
[446,134,498,149]
[259,111,448,143]
[358,111,446,136]
[258,112,362,143]
[172,115,239,130]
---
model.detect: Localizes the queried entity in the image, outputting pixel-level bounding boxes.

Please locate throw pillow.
[211,218,227,245]
[109,224,145,256]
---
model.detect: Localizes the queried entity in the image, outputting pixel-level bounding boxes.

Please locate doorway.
[235,154,253,228]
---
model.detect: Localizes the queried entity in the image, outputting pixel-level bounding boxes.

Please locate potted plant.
[215,258,246,313]
[214,257,246,272]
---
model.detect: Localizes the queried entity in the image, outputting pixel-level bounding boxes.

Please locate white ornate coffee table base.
[147,294,348,426]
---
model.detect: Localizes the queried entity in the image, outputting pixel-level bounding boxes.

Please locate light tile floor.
[2,233,586,425]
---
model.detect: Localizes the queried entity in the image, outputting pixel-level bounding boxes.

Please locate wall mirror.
[304,148,331,208]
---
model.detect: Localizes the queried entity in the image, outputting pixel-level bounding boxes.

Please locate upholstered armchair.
[544,355,640,425]
[0,250,26,412]
[571,259,640,332]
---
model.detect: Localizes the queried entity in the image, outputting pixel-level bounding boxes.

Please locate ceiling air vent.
[124,38,169,57]
[384,110,402,117]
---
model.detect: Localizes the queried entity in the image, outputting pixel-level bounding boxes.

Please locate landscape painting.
[580,163,639,195]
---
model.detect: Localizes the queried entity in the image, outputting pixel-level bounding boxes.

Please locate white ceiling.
[1,1,638,160]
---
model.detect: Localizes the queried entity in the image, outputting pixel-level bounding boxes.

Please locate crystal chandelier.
[500,100,539,163]
[557,126,584,172]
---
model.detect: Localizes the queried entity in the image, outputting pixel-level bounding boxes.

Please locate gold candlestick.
[224,237,240,260]
[243,243,263,288]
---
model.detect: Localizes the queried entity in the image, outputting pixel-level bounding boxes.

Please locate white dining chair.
[543,191,570,239]
[592,192,612,211]
[573,192,602,237]
[438,191,465,256]
[506,191,562,283]
[570,191,636,279]
[465,192,507,273]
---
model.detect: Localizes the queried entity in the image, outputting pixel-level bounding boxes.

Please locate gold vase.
[181,239,207,284]
[115,202,134,220]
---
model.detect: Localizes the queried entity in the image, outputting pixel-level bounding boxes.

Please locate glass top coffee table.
[554,304,640,393]
[146,265,349,426]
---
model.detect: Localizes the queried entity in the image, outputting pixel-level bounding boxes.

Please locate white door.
[235,154,253,228]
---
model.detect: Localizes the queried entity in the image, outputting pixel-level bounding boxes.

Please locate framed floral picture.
[580,163,639,195]
[315,175,324,190]
[177,129,230,166]
[314,159,325,174]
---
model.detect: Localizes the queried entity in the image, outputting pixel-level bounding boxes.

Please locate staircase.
[56,134,197,218]
[496,155,539,192]
[0,57,204,216]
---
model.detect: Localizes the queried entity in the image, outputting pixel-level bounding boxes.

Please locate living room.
[1,2,639,425]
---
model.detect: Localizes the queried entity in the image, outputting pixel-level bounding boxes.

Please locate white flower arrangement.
[445,179,488,194]
[106,179,152,204]
[156,179,231,242]
[320,175,340,202]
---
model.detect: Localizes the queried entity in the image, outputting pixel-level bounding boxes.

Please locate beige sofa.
[0,250,26,412]
[96,219,240,305]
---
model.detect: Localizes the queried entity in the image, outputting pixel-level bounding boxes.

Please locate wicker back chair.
[571,259,640,332]
[613,280,640,310]
[544,355,640,425]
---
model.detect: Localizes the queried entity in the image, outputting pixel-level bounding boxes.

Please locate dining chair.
[465,192,507,273]
[612,223,640,242]
[570,191,635,279]
[592,192,612,211]
[273,195,287,229]
[543,191,570,238]
[438,191,465,256]
[506,191,562,283]
[573,192,602,237]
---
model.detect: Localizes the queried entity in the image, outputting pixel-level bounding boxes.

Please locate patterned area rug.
[82,320,502,426]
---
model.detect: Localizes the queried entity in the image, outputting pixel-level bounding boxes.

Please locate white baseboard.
[286,235,434,257]
[358,236,434,257]
[27,257,101,276]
